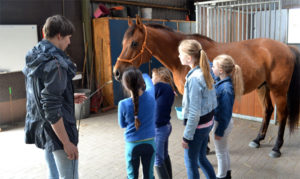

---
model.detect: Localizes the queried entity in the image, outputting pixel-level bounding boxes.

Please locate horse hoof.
[249,141,260,148]
[269,150,281,158]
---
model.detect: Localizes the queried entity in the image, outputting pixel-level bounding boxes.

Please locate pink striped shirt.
[197,119,214,129]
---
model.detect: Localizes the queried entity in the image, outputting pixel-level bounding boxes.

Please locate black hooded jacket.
[23,39,78,151]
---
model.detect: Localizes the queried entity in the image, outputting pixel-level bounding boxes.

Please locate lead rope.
[73,80,113,178]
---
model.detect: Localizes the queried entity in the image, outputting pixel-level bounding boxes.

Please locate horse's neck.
[190,34,218,60]
[146,29,187,93]
[147,28,184,70]
[147,28,218,93]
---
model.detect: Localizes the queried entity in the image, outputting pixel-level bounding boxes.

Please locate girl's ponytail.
[214,54,244,99]
[200,50,214,90]
[121,67,144,130]
[132,84,141,130]
[232,64,244,100]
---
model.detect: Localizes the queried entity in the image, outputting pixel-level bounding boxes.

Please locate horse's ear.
[136,14,143,29]
[128,17,133,27]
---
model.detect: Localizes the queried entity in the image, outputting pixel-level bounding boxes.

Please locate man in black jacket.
[23,15,86,179]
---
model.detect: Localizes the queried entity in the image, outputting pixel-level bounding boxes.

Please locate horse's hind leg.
[269,93,288,158]
[249,85,274,148]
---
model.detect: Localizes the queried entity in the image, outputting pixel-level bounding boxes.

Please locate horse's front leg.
[249,87,274,148]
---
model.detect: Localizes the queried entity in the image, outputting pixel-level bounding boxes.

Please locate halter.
[117,25,153,66]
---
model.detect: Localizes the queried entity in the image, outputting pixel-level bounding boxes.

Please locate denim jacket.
[214,76,235,137]
[182,66,218,141]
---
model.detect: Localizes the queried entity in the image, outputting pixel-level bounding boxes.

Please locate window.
[288,9,300,43]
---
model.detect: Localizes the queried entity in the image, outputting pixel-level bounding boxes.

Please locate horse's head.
[113,16,152,81]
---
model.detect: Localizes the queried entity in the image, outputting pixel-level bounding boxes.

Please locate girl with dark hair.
[118,67,156,179]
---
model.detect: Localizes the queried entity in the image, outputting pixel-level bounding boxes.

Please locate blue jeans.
[184,125,216,179]
[125,139,155,179]
[45,150,78,179]
[155,124,172,166]
[45,150,59,179]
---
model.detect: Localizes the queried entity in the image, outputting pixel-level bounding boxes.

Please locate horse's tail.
[287,45,300,133]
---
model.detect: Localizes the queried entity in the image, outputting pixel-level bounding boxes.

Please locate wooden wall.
[0,72,26,124]
[92,18,114,107]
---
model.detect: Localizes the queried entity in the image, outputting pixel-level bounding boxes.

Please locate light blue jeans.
[45,150,78,179]
[213,120,233,178]
[45,150,59,179]
[184,125,216,179]
[154,124,172,166]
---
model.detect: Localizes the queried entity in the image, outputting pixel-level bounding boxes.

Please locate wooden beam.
[91,0,188,11]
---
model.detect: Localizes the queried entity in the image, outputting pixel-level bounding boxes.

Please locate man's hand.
[74,93,87,104]
[51,118,79,160]
[63,141,79,160]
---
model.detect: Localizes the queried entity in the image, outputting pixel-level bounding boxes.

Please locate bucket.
[74,89,91,120]
[141,8,152,19]
[175,106,183,120]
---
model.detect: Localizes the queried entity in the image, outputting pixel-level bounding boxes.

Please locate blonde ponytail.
[199,50,214,90]
[178,39,214,90]
[232,64,244,100]
[213,54,244,99]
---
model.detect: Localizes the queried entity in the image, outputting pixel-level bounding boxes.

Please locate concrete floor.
[1,97,300,179]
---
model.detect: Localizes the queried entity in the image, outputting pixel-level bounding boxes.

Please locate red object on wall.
[94,4,110,18]
[90,90,103,113]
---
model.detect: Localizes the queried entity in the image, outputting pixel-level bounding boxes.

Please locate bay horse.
[113,16,300,158]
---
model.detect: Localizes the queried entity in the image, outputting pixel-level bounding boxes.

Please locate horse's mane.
[145,23,174,32]
[124,23,174,40]
[146,23,214,43]
[189,34,214,42]
[124,23,215,45]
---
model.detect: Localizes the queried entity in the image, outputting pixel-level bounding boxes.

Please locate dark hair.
[121,67,145,130]
[43,14,75,39]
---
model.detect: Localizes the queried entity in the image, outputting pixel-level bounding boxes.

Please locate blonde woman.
[211,54,244,179]
[178,39,217,179]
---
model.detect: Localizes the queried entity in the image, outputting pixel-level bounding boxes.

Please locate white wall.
[0,25,38,72]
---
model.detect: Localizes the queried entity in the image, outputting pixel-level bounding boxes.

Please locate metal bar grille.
[195,0,284,43]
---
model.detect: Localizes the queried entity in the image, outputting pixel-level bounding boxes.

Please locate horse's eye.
[131,41,138,48]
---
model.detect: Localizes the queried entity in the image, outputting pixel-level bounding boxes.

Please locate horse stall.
[195,0,288,123]
[92,17,196,106]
